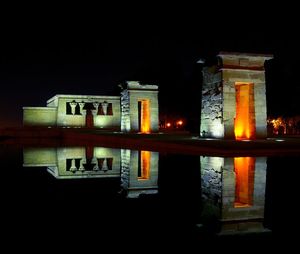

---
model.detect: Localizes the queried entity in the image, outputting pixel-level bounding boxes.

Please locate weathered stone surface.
[121,81,159,133]
[200,52,273,139]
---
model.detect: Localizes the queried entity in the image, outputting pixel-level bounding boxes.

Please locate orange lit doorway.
[234,157,255,208]
[138,100,150,133]
[234,83,255,140]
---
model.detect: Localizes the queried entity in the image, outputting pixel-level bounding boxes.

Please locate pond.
[0,144,285,248]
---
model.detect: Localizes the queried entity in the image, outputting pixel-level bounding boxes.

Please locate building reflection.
[23,147,158,198]
[200,156,269,235]
[120,149,159,198]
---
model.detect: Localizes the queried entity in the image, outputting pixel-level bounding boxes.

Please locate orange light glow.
[138,151,151,180]
[234,82,255,140]
[166,123,171,127]
[140,100,150,133]
[177,120,183,126]
[234,157,255,208]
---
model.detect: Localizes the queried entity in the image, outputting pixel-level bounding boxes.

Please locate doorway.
[234,82,255,140]
[138,100,150,133]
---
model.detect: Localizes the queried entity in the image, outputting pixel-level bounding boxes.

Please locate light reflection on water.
[21,146,271,236]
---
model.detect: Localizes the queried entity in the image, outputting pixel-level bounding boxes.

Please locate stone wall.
[55,95,121,128]
[120,81,159,133]
[23,107,57,126]
[129,90,159,132]
[200,67,224,138]
[200,52,273,139]
[120,90,130,132]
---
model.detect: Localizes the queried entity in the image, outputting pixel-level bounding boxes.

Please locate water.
[0,144,285,248]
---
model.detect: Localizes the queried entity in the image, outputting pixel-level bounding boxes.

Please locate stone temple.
[23,81,159,133]
[200,52,273,139]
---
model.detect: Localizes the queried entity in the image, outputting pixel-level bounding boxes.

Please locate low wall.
[23,107,57,126]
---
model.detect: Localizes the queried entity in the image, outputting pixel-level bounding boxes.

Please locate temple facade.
[200,52,273,139]
[23,81,159,133]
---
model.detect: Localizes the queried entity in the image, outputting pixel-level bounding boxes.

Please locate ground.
[1,127,300,156]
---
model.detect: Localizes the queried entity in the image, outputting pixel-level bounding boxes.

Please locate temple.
[200,52,273,139]
[23,81,159,133]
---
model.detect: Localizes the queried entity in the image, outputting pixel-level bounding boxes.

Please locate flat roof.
[47,94,120,104]
[23,107,57,110]
[120,81,158,90]
[218,51,273,59]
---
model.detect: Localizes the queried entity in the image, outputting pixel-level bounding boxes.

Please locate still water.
[0,144,284,247]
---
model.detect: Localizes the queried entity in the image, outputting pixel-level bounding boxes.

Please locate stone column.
[69,159,77,172]
[92,109,98,117]
[79,102,85,115]
[92,157,99,171]
[102,158,109,172]
[70,101,77,115]
[79,158,85,171]
[93,102,99,113]
[102,101,108,115]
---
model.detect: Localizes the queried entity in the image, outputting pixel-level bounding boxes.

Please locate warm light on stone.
[120,81,159,133]
[200,52,273,139]
[234,83,255,140]
[140,100,150,133]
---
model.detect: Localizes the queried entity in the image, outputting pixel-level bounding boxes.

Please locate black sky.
[0,32,299,128]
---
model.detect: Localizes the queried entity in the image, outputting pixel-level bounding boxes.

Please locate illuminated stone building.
[23,81,159,133]
[200,52,273,139]
[200,156,268,234]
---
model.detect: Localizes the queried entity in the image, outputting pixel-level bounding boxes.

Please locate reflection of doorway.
[138,150,151,180]
[84,103,95,128]
[234,83,255,140]
[234,157,255,208]
[138,100,150,133]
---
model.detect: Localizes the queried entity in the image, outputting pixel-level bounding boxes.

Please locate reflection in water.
[121,149,158,198]
[234,157,255,208]
[23,147,159,198]
[200,156,269,235]
[22,147,270,236]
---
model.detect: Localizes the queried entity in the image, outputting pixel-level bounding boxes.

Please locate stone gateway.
[200,52,273,139]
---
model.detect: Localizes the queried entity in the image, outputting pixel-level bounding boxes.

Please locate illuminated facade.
[23,81,159,132]
[200,52,273,139]
[120,81,159,133]
[200,156,268,234]
[23,147,159,198]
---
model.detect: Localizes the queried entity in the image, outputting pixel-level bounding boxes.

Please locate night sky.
[1,33,299,129]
